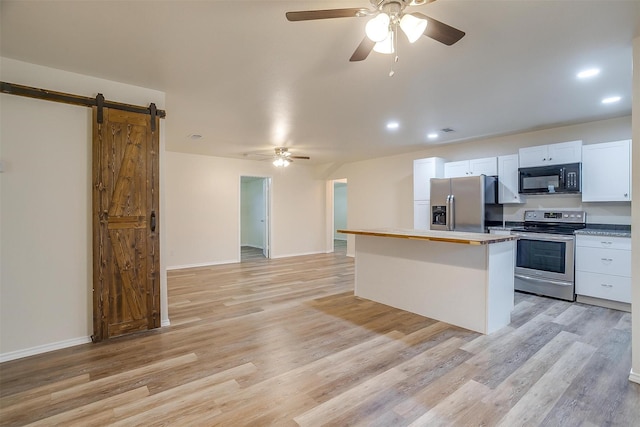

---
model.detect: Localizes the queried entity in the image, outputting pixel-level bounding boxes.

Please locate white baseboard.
[576,295,631,312]
[0,336,92,363]
[161,318,171,327]
[270,250,325,259]
[167,259,238,271]
[630,369,640,384]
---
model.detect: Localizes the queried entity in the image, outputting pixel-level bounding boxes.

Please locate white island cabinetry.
[339,228,516,334]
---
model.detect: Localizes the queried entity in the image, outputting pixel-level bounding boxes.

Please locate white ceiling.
[1,0,638,165]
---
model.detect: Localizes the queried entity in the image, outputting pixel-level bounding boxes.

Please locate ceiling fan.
[247,147,311,167]
[272,147,310,167]
[286,0,465,63]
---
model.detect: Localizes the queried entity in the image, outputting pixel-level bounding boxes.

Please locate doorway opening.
[240,176,271,261]
[330,179,348,255]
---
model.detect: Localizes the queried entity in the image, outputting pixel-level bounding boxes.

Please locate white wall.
[333,182,347,240]
[241,177,265,248]
[165,152,326,269]
[0,58,167,361]
[630,35,639,384]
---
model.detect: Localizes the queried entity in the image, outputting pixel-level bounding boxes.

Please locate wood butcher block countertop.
[337,228,518,245]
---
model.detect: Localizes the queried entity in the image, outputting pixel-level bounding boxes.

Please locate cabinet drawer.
[575,271,631,303]
[575,235,631,251]
[575,246,631,277]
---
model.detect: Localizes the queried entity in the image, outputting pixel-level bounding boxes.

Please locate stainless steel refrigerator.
[430,175,503,232]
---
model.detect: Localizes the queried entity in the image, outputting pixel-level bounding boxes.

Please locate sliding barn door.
[92,107,160,342]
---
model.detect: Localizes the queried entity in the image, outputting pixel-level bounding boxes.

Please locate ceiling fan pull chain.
[389,24,398,77]
[389,23,398,77]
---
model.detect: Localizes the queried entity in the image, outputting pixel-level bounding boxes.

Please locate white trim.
[270,250,326,259]
[166,259,239,271]
[0,336,92,363]
[630,369,640,384]
[161,319,171,327]
[575,295,631,312]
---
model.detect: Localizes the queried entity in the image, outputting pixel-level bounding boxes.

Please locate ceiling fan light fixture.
[373,30,395,54]
[365,13,390,42]
[399,13,427,43]
[273,157,290,167]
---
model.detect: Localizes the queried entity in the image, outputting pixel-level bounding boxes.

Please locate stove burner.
[513,209,587,235]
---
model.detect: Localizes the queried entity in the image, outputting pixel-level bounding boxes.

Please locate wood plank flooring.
[1,251,638,426]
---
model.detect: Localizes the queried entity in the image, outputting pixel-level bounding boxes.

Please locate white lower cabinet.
[414,200,431,230]
[575,235,631,304]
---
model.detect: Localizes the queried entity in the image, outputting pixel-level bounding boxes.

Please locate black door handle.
[150,211,156,232]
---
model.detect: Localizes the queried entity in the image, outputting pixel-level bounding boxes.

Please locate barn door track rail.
[1,81,166,131]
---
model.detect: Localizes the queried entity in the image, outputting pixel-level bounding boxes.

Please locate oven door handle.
[515,273,573,287]
[510,232,575,243]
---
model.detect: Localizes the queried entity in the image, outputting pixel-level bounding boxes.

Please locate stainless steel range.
[510,210,586,301]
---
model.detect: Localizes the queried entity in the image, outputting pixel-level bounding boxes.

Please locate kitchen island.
[338,228,517,334]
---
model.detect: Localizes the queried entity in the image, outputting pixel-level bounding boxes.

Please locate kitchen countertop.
[337,228,518,245]
[487,226,515,232]
[574,229,631,238]
[488,223,630,238]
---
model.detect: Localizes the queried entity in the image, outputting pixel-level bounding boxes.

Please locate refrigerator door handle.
[449,194,455,231]
[444,195,450,231]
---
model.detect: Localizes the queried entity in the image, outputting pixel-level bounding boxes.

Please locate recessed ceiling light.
[577,68,600,79]
[427,133,439,139]
[602,96,621,104]
[386,121,400,130]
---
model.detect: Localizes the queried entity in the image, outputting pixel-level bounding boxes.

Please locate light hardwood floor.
[1,251,638,426]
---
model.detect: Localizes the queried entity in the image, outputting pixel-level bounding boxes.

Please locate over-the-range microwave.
[518,163,581,195]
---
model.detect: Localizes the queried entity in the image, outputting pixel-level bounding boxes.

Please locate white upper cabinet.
[519,140,582,167]
[582,140,631,202]
[413,157,445,201]
[444,157,497,178]
[498,154,524,204]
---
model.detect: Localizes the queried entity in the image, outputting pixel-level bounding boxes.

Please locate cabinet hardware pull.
[600,284,613,288]
[601,241,612,246]
[601,258,613,262]
[150,211,156,232]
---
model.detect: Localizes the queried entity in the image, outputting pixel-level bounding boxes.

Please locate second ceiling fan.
[286,0,466,62]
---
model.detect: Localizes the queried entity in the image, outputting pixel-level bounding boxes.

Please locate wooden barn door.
[92,107,160,342]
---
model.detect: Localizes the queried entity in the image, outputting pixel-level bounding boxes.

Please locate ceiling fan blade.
[412,12,466,46]
[350,37,376,62]
[286,8,367,21]
[290,156,310,160]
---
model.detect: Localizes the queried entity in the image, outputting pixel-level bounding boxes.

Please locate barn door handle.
[150,211,156,232]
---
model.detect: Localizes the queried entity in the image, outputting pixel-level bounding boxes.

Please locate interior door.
[92,107,160,342]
